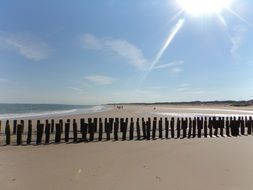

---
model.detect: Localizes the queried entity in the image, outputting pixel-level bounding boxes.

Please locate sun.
[177,0,232,16]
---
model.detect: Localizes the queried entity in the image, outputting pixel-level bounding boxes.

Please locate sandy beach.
[1,104,253,190]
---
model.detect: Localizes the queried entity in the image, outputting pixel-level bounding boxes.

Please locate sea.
[0,103,109,120]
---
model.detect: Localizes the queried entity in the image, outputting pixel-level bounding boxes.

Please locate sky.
[1,0,253,105]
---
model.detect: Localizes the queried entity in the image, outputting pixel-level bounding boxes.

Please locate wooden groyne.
[0,116,252,145]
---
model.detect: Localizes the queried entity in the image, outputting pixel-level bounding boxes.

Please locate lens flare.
[177,0,232,16]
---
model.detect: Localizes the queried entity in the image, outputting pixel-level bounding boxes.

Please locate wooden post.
[5,121,11,145]
[176,118,180,139]
[55,123,61,143]
[142,118,147,139]
[225,117,230,136]
[89,121,95,142]
[27,120,32,145]
[208,117,213,137]
[17,124,23,145]
[13,120,17,134]
[192,118,196,138]
[114,121,119,141]
[197,117,203,138]
[80,119,86,141]
[36,124,44,145]
[129,118,134,140]
[204,117,208,138]
[188,118,192,138]
[94,118,98,132]
[109,118,114,133]
[105,122,110,141]
[51,119,54,133]
[165,118,169,139]
[64,122,70,142]
[159,118,163,139]
[247,117,252,135]
[45,122,50,144]
[171,118,175,138]
[146,121,151,140]
[182,118,187,138]
[250,117,253,135]
[122,121,127,141]
[73,119,78,142]
[152,117,157,140]
[98,119,103,141]
[136,118,141,140]
[241,117,245,135]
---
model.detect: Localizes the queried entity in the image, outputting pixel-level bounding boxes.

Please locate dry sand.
[1,104,253,190]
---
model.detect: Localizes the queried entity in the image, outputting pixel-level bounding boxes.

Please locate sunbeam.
[226,7,253,28]
[149,18,185,70]
[217,14,228,27]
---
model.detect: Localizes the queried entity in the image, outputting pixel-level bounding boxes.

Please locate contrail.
[226,7,253,28]
[149,18,185,70]
[137,18,185,90]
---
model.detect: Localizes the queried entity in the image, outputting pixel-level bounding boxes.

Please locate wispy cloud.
[84,75,115,85]
[230,25,247,54]
[81,33,148,69]
[0,33,53,61]
[154,60,184,69]
[81,33,103,50]
[169,67,183,74]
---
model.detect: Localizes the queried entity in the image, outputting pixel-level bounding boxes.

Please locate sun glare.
[177,0,232,16]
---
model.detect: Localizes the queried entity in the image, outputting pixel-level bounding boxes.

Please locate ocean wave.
[0,105,110,120]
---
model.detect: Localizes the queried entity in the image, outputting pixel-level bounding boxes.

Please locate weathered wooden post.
[129,118,134,140]
[188,118,192,138]
[122,120,127,141]
[98,119,103,141]
[241,117,245,135]
[235,117,240,136]
[152,117,157,140]
[45,122,50,144]
[114,121,119,141]
[36,124,44,145]
[88,122,94,142]
[5,121,11,145]
[59,119,63,134]
[213,117,218,137]
[250,117,253,135]
[136,118,141,140]
[197,117,203,138]
[27,120,32,144]
[73,119,78,142]
[109,118,114,133]
[55,123,61,143]
[13,120,17,134]
[51,119,54,133]
[64,122,70,142]
[171,118,175,138]
[146,121,151,140]
[120,118,124,132]
[208,117,213,137]
[94,118,98,132]
[225,117,230,136]
[158,118,163,139]
[142,118,147,139]
[165,118,169,139]
[176,118,181,139]
[192,118,196,138]
[247,117,252,135]
[220,117,225,137]
[80,119,86,141]
[17,124,23,145]
[105,121,110,141]
[204,117,208,138]
[182,118,187,138]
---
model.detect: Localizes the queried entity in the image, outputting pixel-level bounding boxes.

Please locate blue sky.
[1,0,253,105]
